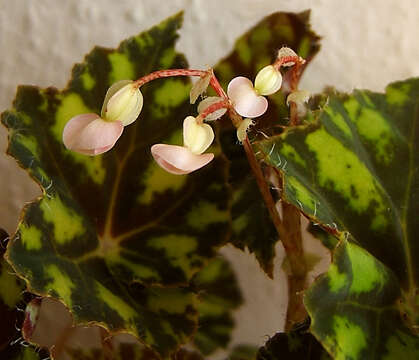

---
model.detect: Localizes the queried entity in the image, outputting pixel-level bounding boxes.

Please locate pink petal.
[63,113,123,156]
[151,144,214,175]
[227,76,268,118]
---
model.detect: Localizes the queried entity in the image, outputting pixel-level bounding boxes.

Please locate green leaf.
[192,257,243,355]
[0,230,47,360]
[256,321,331,360]
[305,239,419,359]
[214,11,321,276]
[0,229,25,352]
[2,13,231,357]
[255,78,419,356]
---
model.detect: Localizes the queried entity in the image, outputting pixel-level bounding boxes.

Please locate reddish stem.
[134,68,227,99]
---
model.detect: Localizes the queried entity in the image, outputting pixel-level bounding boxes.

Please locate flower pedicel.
[62,47,304,173]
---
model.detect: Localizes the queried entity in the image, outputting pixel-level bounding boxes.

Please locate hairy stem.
[242,137,286,238]
[282,62,309,330]
[134,68,228,99]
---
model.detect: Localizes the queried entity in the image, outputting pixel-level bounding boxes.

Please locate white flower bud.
[236,118,254,142]
[197,96,227,121]
[254,65,282,96]
[101,80,143,126]
[183,116,214,155]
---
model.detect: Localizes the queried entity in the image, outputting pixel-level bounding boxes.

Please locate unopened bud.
[254,65,282,96]
[277,47,300,67]
[197,96,227,121]
[183,116,214,154]
[101,80,143,126]
[236,118,254,142]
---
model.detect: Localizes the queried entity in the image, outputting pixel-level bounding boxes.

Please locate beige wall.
[0,0,418,357]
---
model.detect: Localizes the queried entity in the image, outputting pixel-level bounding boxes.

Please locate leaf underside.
[255,78,419,358]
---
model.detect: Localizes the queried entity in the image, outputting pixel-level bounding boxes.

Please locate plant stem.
[282,201,308,330]
[282,62,309,330]
[134,68,228,99]
[242,137,286,237]
[242,137,308,330]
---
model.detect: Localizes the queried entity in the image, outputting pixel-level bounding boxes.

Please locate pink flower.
[151,144,214,175]
[227,77,268,118]
[151,116,215,175]
[62,113,123,156]
[62,80,142,156]
[227,66,282,118]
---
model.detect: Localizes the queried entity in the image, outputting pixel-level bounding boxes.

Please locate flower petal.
[183,116,214,154]
[63,114,123,156]
[254,65,282,96]
[102,81,143,126]
[151,144,214,175]
[101,80,132,118]
[227,77,268,118]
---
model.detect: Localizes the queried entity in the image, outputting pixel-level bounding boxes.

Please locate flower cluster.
[63,80,142,155]
[62,47,307,174]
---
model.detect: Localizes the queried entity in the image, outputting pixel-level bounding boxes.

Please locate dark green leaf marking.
[2,13,231,357]
[256,78,419,357]
[256,78,419,290]
[214,11,321,276]
[192,257,243,356]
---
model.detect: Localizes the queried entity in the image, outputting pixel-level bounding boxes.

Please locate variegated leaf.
[255,78,419,357]
[0,230,47,360]
[0,229,23,354]
[192,257,243,355]
[214,11,321,276]
[306,240,418,359]
[2,13,231,357]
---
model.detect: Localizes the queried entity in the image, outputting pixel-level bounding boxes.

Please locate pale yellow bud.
[254,65,282,96]
[101,80,143,126]
[236,118,254,142]
[183,116,214,155]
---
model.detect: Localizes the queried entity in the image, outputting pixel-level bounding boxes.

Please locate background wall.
[1,0,418,357]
